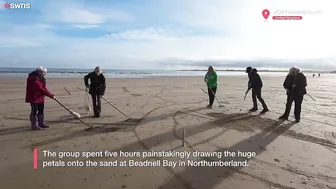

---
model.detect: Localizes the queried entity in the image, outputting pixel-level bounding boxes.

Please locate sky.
[0,0,335,70]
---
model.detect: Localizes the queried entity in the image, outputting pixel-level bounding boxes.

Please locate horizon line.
[0,67,334,73]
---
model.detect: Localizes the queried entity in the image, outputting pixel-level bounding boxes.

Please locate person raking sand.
[25,66,56,130]
[245,67,269,114]
[204,65,218,109]
[279,66,307,122]
[84,66,106,118]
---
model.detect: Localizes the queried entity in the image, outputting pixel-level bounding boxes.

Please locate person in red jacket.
[25,66,56,130]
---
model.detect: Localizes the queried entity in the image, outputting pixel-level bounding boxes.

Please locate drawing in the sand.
[23,64,317,130]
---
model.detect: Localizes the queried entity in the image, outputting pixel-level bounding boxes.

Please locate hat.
[94,66,102,74]
[36,66,47,74]
[289,66,301,75]
[245,67,252,73]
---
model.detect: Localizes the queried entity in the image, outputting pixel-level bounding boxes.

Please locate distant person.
[204,65,218,109]
[279,66,307,122]
[25,66,56,130]
[318,73,320,77]
[313,74,315,77]
[245,67,269,113]
[84,66,106,117]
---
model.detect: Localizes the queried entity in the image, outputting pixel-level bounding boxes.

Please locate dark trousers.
[30,103,44,116]
[91,93,101,116]
[283,94,304,119]
[208,87,217,106]
[252,88,268,109]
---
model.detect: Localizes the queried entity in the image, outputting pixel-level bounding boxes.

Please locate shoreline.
[1,74,335,80]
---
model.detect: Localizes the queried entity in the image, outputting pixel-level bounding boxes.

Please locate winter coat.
[248,69,263,89]
[25,71,54,103]
[204,71,218,88]
[84,72,106,95]
[283,72,307,97]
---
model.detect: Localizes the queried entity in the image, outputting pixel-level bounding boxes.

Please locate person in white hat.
[25,66,56,130]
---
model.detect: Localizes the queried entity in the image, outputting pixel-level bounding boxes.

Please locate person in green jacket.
[204,66,218,108]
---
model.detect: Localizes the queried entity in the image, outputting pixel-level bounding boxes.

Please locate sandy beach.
[0,74,336,189]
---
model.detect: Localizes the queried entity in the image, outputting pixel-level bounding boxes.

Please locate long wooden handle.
[54,99,92,128]
[101,97,129,118]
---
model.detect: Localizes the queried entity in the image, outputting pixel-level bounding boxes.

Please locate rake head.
[70,109,81,118]
[85,105,92,112]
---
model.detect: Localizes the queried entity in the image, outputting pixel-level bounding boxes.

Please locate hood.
[251,68,258,73]
[28,71,45,81]
[28,71,38,77]
[246,67,252,73]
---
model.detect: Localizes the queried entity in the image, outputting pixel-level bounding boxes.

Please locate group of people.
[25,66,106,130]
[25,65,307,130]
[204,66,307,123]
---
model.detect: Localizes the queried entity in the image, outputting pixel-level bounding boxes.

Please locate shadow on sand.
[25,107,297,189]
[159,119,296,189]
[24,107,207,148]
[1,114,118,136]
[26,125,134,149]
[0,125,33,136]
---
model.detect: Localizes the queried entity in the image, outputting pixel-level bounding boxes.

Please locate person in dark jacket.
[279,66,307,122]
[84,66,106,117]
[25,66,55,130]
[245,67,269,113]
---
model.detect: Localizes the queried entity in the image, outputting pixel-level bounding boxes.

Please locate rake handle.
[101,97,129,118]
[209,88,221,105]
[54,98,92,128]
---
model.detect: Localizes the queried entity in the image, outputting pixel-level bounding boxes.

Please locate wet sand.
[0,74,336,189]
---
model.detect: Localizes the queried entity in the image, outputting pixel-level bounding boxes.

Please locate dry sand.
[0,74,336,189]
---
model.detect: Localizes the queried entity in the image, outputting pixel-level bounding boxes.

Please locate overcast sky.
[0,0,335,70]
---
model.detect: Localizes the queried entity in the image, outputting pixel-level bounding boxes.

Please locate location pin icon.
[262,9,270,20]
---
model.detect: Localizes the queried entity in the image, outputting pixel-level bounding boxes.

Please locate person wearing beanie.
[25,66,56,130]
[245,67,269,113]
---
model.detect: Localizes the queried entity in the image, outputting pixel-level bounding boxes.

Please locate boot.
[260,108,269,114]
[278,114,289,120]
[37,114,49,128]
[30,115,42,130]
[249,107,258,112]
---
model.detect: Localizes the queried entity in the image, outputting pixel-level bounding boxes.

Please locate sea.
[0,67,296,78]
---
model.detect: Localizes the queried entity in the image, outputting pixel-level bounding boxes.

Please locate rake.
[240,92,248,112]
[54,98,93,128]
[202,88,224,107]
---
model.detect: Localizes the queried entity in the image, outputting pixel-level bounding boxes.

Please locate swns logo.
[4,2,31,9]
